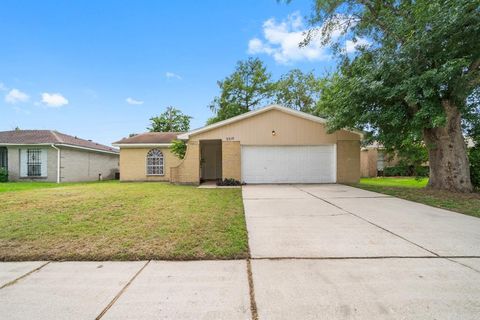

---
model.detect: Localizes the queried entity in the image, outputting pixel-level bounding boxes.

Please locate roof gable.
[178,105,361,139]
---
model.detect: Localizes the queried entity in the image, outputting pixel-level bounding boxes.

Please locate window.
[377,151,385,171]
[0,147,7,169]
[146,149,164,175]
[27,149,42,177]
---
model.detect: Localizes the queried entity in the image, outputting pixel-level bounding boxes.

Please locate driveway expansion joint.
[445,257,480,274]
[295,186,441,258]
[0,261,50,290]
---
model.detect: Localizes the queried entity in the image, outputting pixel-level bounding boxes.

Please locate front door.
[201,143,222,180]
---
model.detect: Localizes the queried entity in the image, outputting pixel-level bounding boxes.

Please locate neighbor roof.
[0,130,118,154]
[113,132,182,145]
[177,104,363,140]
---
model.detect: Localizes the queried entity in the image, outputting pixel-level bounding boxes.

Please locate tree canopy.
[304,0,480,192]
[148,106,192,132]
[274,69,324,113]
[208,59,323,123]
[207,57,274,124]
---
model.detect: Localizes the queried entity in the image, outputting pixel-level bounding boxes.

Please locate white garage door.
[241,145,336,184]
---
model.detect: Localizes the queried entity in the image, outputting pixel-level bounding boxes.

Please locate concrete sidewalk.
[0,260,251,320]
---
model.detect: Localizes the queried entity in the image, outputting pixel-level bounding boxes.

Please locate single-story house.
[0,130,119,182]
[113,105,362,184]
[360,142,398,178]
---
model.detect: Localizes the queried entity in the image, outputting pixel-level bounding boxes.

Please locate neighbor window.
[0,147,7,169]
[146,149,164,175]
[27,149,42,177]
[377,151,385,171]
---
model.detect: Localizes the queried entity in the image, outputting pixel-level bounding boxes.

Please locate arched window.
[146,149,164,175]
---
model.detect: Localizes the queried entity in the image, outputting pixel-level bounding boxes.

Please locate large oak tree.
[303,0,480,192]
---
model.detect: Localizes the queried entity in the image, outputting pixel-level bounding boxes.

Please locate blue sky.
[1,0,343,146]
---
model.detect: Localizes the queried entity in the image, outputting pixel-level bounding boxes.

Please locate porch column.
[221,141,241,181]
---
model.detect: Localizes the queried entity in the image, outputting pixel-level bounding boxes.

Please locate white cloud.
[126,97,144,105]
[248,12,331,64]
[5,89,29,104]
[165,72,182,80]
[248,12,362,64]
[41,92,69,107]
[0,82,7,91]
[345,38,370,53]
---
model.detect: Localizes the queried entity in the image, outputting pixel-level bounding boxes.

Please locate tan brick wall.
[337,140,360,183]
[170,141,200,184]
[221,141,241,180]
[120,147,181,181]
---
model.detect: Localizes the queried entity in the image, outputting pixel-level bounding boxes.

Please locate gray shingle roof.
[113,132,182,144]
[0,130,118,153]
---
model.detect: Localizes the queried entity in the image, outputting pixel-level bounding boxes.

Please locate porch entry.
[200,140,222,181]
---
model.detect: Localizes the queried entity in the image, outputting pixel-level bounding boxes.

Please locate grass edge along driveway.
[353,177,480,218]
[0,182,248,261]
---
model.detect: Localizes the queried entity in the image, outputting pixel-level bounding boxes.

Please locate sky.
[0,0,347,146]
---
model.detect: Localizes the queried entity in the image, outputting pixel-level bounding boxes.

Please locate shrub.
[469,147,480,190]
[216,178,243,186]
[0,167,8,182]
[384,165,429,177]
[170,140,187,159]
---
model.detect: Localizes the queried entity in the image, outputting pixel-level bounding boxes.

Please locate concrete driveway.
[1,184,479,319]
[244,184,480,319]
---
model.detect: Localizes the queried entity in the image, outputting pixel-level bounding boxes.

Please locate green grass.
[353,177,480,218]
[0,181,110,193]
[0,181,248,261]
[360,177,429,188]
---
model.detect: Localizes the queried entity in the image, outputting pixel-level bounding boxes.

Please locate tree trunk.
[423,99,473,193]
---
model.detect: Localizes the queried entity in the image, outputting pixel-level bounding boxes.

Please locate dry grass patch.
[0,182,248,261]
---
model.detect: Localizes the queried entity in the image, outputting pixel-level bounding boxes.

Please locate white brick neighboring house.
[0,130,119,183]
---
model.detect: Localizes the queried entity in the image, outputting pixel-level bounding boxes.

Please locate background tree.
[274,69,323,113]
[207,57,274,124]
[149,106,192,132]
[305,0,480,192]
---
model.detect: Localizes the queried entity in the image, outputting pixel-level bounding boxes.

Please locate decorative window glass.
[146,149,164,175]
[27,149,42,177]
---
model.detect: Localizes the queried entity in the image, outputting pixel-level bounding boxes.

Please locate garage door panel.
[241,146,336,184]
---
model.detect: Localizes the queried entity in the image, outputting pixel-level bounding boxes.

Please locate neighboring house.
[0,130,119,182]
[361,137,475,178]
[360,143,398,178]
[114,105,362,184]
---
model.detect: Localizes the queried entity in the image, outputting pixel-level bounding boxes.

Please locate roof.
[0,130,118,154]
[178,104,363,140]
[112,132,182,146]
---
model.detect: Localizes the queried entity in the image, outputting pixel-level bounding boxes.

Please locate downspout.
[51,144,61,183]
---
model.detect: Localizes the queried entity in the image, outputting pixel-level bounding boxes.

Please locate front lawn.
[0,182,248,261]
[0,181,110,193]
[354,177,480,218]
